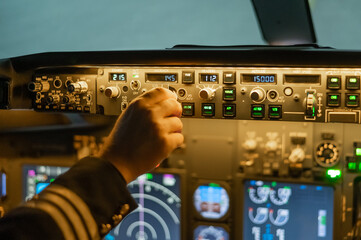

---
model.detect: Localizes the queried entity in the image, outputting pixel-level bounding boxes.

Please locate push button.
[223,104,236,117]
[182,103,194,116]
[346,94,359,107]
[223,87,236,101]
[251,104,265,118]
[202,103,215,117]
[182,72,194,84]
[346,76,360,90]
[327,76,341,89]
[327,93,341,107]
[223,72,236,84]
[268,105,282,119]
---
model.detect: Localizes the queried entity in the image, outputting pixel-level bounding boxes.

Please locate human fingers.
[161,116,183,133]
[166,132,184,151]
[139,87,177,105]
[155,98,182,117]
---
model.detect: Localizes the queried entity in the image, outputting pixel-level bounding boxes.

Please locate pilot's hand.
[98,87,184,183]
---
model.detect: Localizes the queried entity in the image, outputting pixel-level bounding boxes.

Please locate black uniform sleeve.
[0,157,138,240]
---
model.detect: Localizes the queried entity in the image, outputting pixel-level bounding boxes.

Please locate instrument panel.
[2,49,361,239]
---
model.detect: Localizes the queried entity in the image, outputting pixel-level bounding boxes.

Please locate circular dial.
[315,142,339,167]
[193,183,230,220]
[199,88,216,101]
[194,225,229,240]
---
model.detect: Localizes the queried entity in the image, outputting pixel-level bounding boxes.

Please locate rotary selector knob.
[199,88,216,101]
[315,142,339,167]
[250,88,266,102]
[28,81,50,92]
[288,147,305,163]
[68,81,88,94]
[265,140,278,152]
[244,139,257,151]
[47,95,60,104]
[105,87,120,98]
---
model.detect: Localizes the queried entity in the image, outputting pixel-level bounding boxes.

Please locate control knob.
[46,95,60,104]
[105,87,120,98]
[244,139,257,151]
[199,88,215,101]
[265,140,278,152]
[288,147,305,163]
[250,88,266,102]
[68,81,88,94]
[28,81,50,92]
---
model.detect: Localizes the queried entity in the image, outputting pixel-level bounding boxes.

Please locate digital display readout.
[109,73,126,81]
[284,75,321,84]
[200,74,218,83]
[146,73,178,82]
[242,74,276,84]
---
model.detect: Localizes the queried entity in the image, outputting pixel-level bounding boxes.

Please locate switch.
[182,103,194,116]
[251,104,265,118]
[223,104,236,117]
[182,71,194,84]
[327,76,341,90]
[305,92,316,118]
[202,103,215,117]
[346,94,359,107]
[223,87,236,101]
[268,105,282,119]
[346,76,360,90]
[327,93,341,107]
[223,72,236,84]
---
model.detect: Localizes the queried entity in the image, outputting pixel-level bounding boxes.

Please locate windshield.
[0,0,360,59]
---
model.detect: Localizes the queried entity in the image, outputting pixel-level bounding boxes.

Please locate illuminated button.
[268,105,282,119]
[326,169,341,179]
[223,87,236,101]
[346,94,359,107]
[223,72,236,84]
[223,104,236,117]
[182,103,194,116]
[251,104,265,118]
[84,106,90,112]
[36,105,43,110]
[284,87,293,96]
[346,76,360,90]
[182,71,194,84]
[60,106,66,111]
[327,93,341,107]
[67,106,75,111]
[327,76,341,90]
[76,106,82,112]
[202,103,215,117]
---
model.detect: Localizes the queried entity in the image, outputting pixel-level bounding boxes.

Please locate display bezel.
[109,72,127,82]
[199,73,219,83]
[241,74,277,84]
[238,178,337,240]
[192,180,231,222]
[145,73,178,83]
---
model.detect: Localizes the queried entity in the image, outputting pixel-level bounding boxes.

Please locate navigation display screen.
[23,165,70,201]
[243,180,334,240]
[107,173,181,240]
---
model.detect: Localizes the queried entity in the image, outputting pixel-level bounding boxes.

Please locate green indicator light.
[226,106,232,110]
[349,95,357,101]
[326,169,341,179]
[225,90,234,94]
[253,112,262,116]
[271,107,278,112]
[320,216,326,225]
[204,106,212,110]
[209,183,220,188]
[205,111,213,114]
[284,186,291,189]
[359,163,361,172]
[253,107,258,111]
[263,185,270,188]
[183,105,192,109]
[146,173,153,180]
[331,78,339,83]
[348,162,356,170]
[356,148,361,156]
[50,178,55,183]
[330,95,338,100]
[271,181,277,187]
[350,78,357,83]
[270,113,279,116]
[132,74,139,78]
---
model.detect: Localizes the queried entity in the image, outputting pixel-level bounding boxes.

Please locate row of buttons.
[36,104,90,112]
[182,103,282,119]
[327,76,360,90]
[327,93,359,107]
